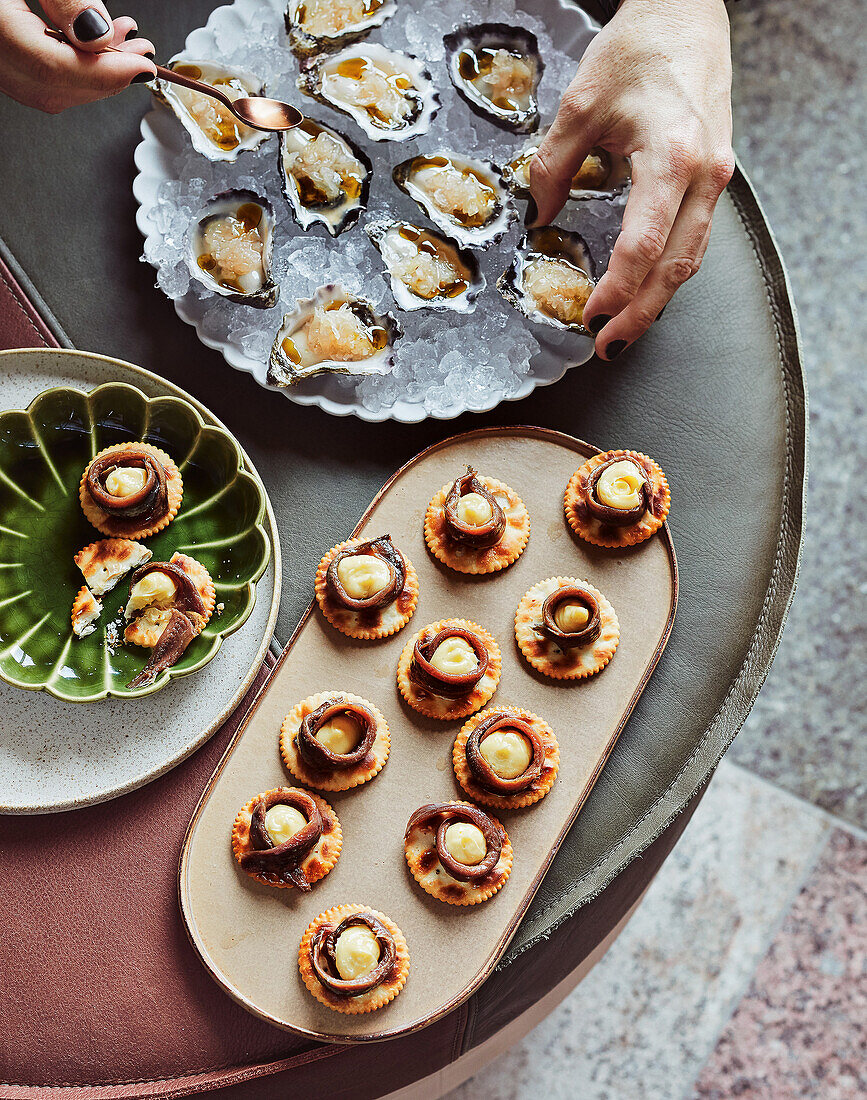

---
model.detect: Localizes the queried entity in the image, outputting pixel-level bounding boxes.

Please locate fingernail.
[72,8,111,41]
[130,71,153,85]
[144,49,155,58]
[125,26,138,41]
[605,340,628,360]
[587,314,611,336]
[524,197,538,227]
[656,305,667,322]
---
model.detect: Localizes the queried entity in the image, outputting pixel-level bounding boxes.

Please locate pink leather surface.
[0,657,329,1092]
[0,254,61,350]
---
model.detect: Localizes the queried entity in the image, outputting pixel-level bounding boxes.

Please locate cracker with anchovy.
[123,553,215,648]
[516,576,619,680]
[122,553,216,689]
[299,904,410,1014]
[397,618,501,720]
[424,467,530,574]
[280,691,390,792]
[404,800,512,906]
[453,706,559,810]
[315,534,418,640]
[79,442,183,540]
[232,787,342,891]
[564,449,670,548]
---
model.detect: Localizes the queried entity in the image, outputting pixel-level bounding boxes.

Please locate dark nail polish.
[73,8,111,41]
[587,313,611,336]
[130,71,152,85]
[143,49,155,59]
[125,27,138,41]
[605,340,628,360]
[524,197,538,227]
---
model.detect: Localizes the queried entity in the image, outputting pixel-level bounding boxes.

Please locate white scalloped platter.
[134,0,624,423]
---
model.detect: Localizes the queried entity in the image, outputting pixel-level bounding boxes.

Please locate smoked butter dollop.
[444,822,487,865]
[263,803,307,846]
[315,713,361,754]
[455,492,493,527]
[479,730,532,779]
[334,925,381,981]
[105,466,148,498]
[336,553,391,599]
[554,600,590,633]
[125,572,176,617]
[430,636,478,675]
[595,460,645,510]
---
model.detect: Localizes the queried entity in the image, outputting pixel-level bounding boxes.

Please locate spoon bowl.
[44,26,303,132]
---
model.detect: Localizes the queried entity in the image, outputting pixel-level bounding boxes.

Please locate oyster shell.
[268,284,402,385]
[285,0,397,58]
[279,118,372,236]
[187,190,278,309]
[505,139,631,201]
[154,59,269,162]
[498,227,597,335]
[298,43,440,142]
[366,219,484,314]
[392,153,516,249]
[444,24,543,133]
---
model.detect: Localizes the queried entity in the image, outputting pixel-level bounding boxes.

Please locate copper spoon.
[44,26,302,132]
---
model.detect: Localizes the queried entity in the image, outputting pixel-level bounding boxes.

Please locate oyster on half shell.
[298,43,440,142]
[279,118,372,236]
[154,59,269,161]
[285,0,397,58]
[187,190,278,308]
[498,227,597,335]
[444,24,543,133]
[392,152,516,249]
[505,139,631,201]
[366,219,484,314]
[268,284,402,386]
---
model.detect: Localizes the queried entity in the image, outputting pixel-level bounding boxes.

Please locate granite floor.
[447,1,867,1097]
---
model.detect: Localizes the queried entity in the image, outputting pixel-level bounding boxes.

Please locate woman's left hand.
[528,0,735,359]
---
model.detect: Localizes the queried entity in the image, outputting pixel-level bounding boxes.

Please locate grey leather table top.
[0,0,805,965]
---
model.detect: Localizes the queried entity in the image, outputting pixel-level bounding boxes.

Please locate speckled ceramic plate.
[0,349,280,813]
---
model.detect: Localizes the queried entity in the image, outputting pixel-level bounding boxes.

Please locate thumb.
[528,89,602,227]
[42,0,115,50]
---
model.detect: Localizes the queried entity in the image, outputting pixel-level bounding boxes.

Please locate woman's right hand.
[0,0,156,113]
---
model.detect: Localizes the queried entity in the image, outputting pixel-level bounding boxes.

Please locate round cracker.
[424,475,530,574]
[298,904,410,1014]
[397,618,501,720]
[79,442,183,539]
[123,553,215,648]
[515,576,620,680]
[232,787,342,891]
[564,449,670,548]
[453,706,559,810]
[280,691,390,792]
[404,800,513,906]
[314,539,419,640]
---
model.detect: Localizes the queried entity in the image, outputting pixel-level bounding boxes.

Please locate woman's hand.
[0,0,156,113]
[529,0,735,359]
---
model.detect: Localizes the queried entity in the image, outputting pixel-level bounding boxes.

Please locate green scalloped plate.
[0,382,271,702]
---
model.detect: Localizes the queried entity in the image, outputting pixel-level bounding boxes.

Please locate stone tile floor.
[447,1,867,1096]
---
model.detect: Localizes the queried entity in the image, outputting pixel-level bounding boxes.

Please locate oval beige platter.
[179,426,677,1042]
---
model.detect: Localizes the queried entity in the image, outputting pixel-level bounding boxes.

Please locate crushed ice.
[141,0,625,416]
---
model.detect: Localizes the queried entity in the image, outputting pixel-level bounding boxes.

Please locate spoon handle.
[42,26,237,114]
